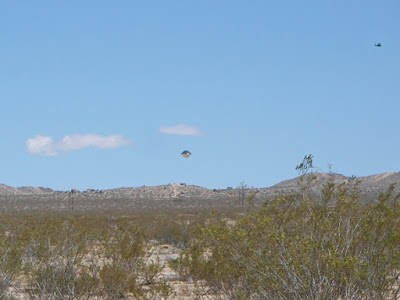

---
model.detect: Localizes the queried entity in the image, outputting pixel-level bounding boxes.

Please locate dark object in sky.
[181,150,192,158]
[374,43,382,47]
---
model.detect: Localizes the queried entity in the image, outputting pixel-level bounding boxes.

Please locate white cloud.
[26,134,133,156]
[159,123,204,136]
[26,136,59,156]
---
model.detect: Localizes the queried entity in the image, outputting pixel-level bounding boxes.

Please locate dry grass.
[0,208,242,299]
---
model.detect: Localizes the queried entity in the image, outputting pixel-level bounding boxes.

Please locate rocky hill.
[0,172,399,212]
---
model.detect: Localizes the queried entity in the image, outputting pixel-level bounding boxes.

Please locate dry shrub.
[175,182,400,300]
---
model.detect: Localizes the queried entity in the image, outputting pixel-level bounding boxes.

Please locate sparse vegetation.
[0,210,242,299]
[173,156,400,299]
[0,157,400,298]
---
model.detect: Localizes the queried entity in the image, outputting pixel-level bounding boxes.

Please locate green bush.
[98,221,148,298]
[151,217,199,250]
[0,217,24,299]
[0,214,168,299]
[174,181,400,299]
[23,217,97,299]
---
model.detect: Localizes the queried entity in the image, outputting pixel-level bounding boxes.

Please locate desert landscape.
[3,1,398,298]
[1,172,399,212]
[1,172,400,299]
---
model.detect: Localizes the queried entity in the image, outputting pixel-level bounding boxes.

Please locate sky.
[1,1,399,191]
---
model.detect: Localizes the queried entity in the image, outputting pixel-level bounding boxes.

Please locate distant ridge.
[0,184,55,195]
[0,172,399,212]
[1,172,399,195]
[270,172,400,190]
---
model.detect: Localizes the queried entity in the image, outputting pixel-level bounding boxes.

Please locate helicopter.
[374,43,382,47]
[181,150,192,158]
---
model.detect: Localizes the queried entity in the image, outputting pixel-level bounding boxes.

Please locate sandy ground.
[6,241,218,300]
[147,241,218,300]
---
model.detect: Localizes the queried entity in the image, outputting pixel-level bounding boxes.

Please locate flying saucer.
[181,150,192,158]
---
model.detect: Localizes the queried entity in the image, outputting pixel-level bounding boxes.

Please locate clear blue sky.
[1,1,399,191]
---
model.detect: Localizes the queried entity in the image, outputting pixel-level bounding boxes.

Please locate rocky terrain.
[0,172,399,212]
